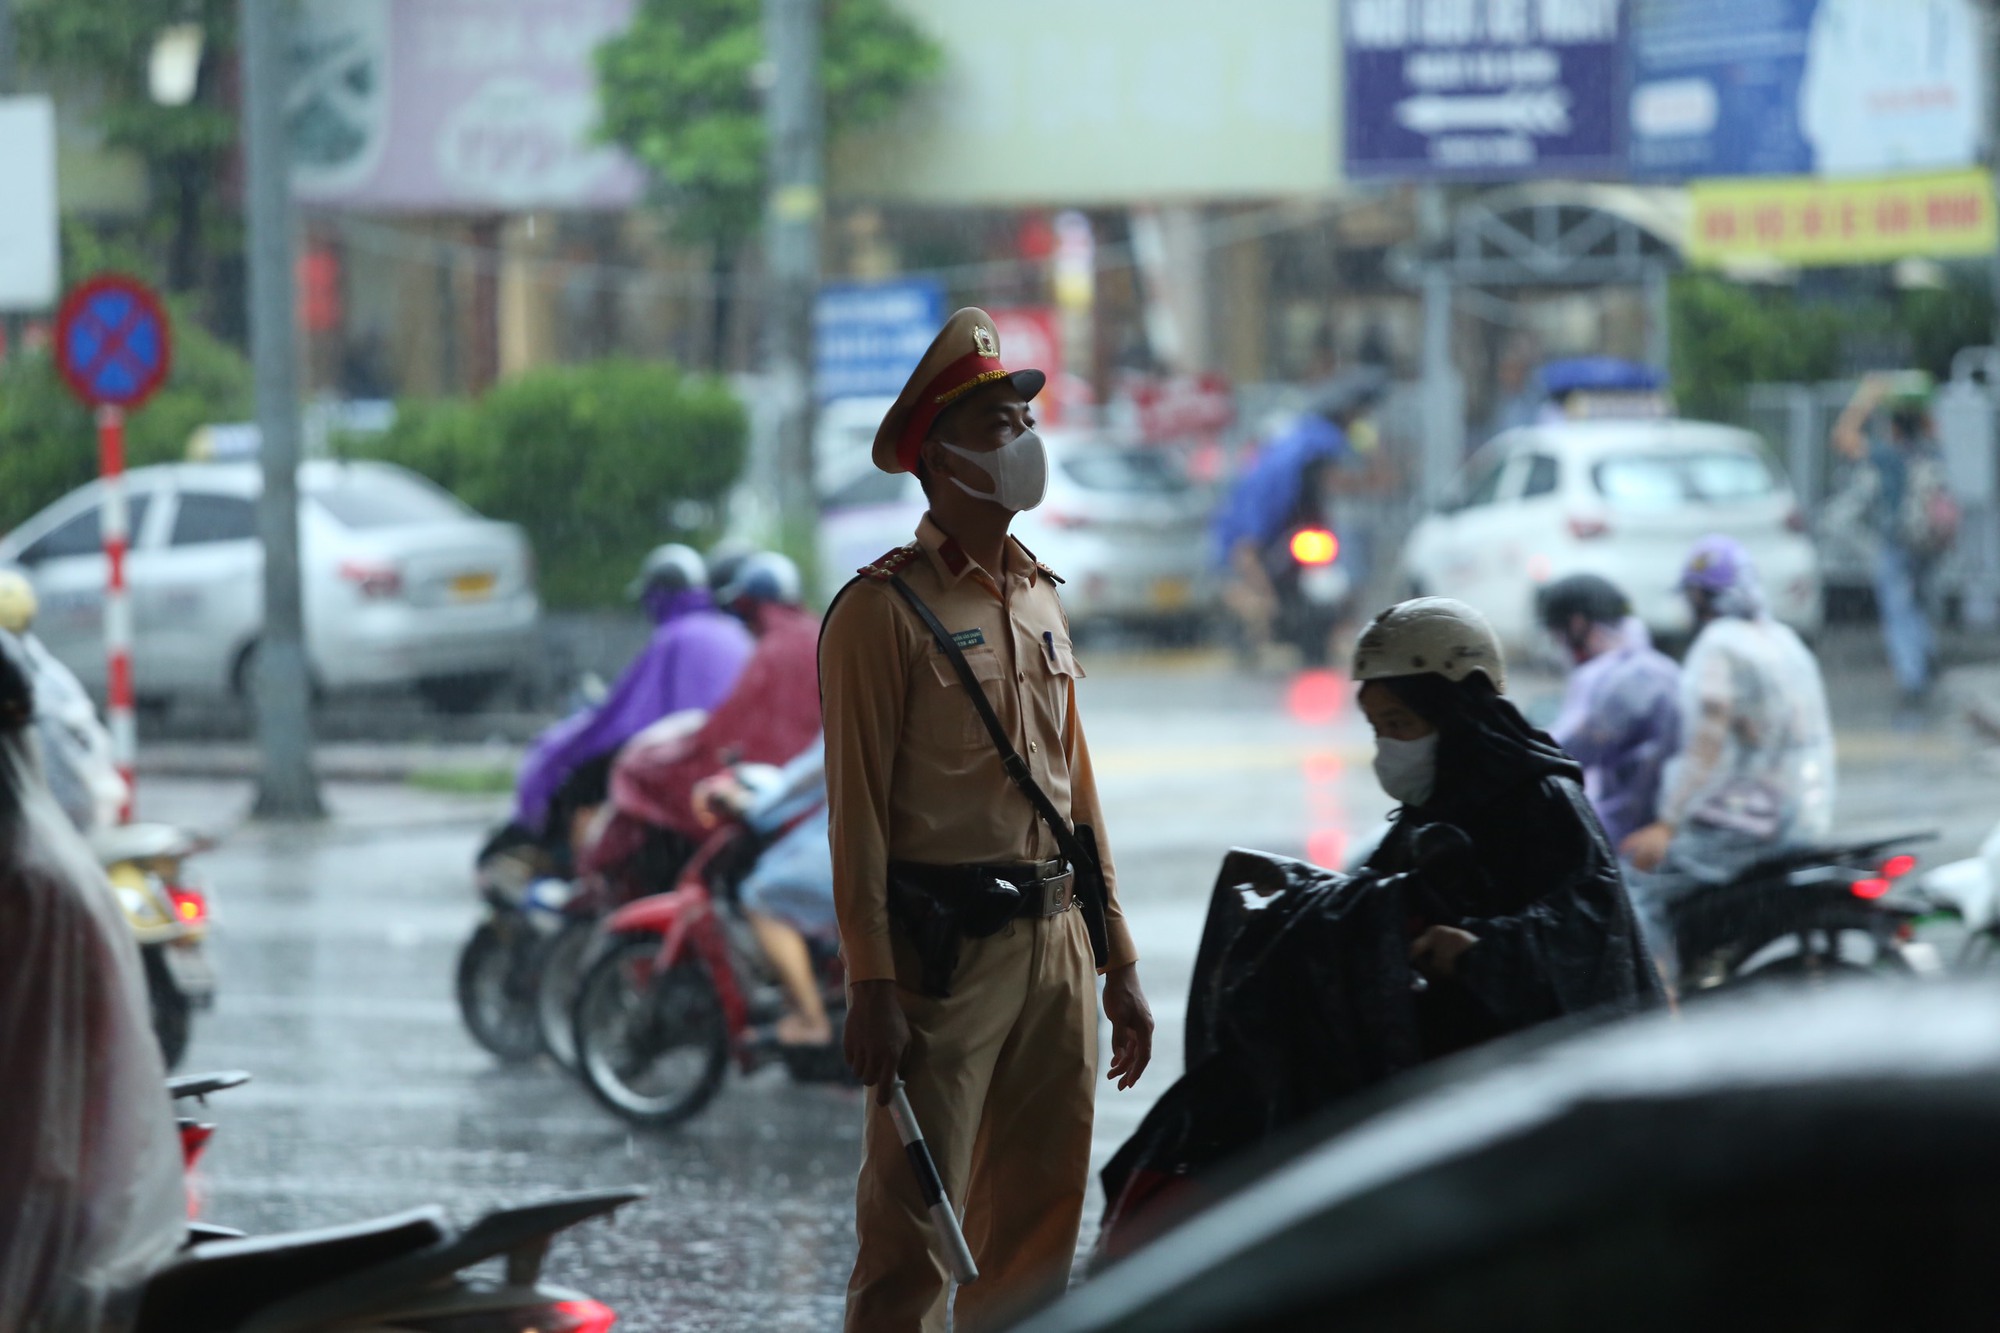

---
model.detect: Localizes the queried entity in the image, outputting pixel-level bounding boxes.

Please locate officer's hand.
[1410,925,1479,978]
[1101,964,1154,1091]
[844,979,910,1105]
[1622,822,1674,873]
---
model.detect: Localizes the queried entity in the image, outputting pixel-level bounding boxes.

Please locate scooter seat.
[135,1208,448,1332]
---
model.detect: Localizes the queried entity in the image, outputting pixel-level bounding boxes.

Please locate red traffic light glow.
[1290,528,1339,566]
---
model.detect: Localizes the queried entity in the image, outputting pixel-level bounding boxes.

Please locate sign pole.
[96,404,135,821]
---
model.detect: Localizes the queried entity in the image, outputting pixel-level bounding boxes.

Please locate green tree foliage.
[1671,268,1996,424]
[345,363,748,607]
[0,226,253,535]
[18,0,241,319]
[595,0,942,247]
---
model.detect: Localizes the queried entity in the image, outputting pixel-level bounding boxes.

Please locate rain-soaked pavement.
[156,644,2000,1331]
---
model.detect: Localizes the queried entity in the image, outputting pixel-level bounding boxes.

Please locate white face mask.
[1373,733,1438,807]
[942,428,1048,512]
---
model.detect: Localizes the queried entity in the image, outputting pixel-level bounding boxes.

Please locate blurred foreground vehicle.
[0,461,539,712]
[148,1071,637,1332]
[818,431,1213,637]
[101,823,217,1070]
[1403,411,1821,654]
[1023,981,2000,1333]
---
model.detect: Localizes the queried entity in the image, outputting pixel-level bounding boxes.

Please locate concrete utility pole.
[762,0,823,555]
[240,0,324,819]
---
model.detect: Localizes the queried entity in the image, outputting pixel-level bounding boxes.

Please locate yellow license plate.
[451,572,497,599]
[1152,577,1191,610]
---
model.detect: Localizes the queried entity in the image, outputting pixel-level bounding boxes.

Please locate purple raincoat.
[515,590,753,829]
[1549,617,1683,847]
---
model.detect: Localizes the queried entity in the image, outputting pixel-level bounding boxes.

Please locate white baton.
[887,1079,979,1284]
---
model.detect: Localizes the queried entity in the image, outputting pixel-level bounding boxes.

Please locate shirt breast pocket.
[1034,635,1082,736]
[925,646,1005,747]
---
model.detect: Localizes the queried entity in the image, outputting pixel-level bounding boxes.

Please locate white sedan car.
[1401,419,1823,652]
[817,432,1214,630]
[0,460,540,711]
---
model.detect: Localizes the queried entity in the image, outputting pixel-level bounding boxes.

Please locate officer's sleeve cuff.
[842,938,898,987]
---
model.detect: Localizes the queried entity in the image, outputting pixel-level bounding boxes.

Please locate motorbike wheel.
[572,935,729,1127]
[454,920,544,1063]
[144,946,193,1071]
[535,918,597,1071]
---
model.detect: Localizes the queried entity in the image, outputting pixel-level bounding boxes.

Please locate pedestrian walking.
[821,308,1154,1332]
[1831,372,1961,703]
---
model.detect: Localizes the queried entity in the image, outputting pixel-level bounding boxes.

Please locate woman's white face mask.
[1373,733,1438,807]
[942,428,1048,512]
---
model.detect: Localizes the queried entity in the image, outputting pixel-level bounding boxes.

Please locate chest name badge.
[951,627,986,650]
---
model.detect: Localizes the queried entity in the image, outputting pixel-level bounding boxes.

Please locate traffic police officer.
[821,308,1154,1331]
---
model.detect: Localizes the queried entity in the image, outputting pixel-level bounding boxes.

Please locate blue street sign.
[815,278,946,402]
[55,275,173,409]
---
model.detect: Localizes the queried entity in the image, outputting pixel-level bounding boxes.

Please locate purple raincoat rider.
[1537,573,1682,848]
[514,544,753,836]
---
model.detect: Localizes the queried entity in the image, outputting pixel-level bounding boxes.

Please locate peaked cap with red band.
[871,307,1046,474]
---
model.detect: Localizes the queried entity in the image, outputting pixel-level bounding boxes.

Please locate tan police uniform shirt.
[820,514,1139,985]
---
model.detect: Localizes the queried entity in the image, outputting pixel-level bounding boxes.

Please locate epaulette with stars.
[858,544,922,581]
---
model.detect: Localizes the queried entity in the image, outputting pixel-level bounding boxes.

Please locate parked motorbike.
[1666,833,1942,995]
[99,823,218,1070]
[569,823,848,1127]
[1269,525,1350,667]
[149,1070,641,1331]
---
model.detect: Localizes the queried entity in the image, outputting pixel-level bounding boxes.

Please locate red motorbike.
[569,824,848,1127]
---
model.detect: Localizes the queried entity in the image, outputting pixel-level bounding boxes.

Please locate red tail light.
[1567,515,1611,540]
[180,1121,214,1170]
[552,1302,618,1333]
[1881,854,1917,879]
[168,886,207,926]
[402,1299,617,1332]
[1289,528,1339,566]
[1851,876,1891,900]
[338,559,403,598]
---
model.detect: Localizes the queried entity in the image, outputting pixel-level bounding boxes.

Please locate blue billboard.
[814,279,945,402]
[1629,0,1982,179]
[1343,0,1628,180]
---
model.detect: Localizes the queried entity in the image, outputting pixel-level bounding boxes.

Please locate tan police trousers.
[845,906,1098,1333]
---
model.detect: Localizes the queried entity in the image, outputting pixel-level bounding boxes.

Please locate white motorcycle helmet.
[1352,597,1507,693]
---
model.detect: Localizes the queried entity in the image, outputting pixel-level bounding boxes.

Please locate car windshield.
[1593,449,1777,508]
[310,469,472,528]
[1060,448,1187,494]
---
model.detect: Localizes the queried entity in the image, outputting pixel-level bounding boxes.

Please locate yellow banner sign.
[1688,169,1997,267]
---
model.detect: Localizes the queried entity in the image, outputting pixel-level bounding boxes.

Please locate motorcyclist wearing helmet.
[1211,368,1389,664]
[1356,598,1660,1056]
[0,568,127,833]
[513,544,753,856]
[608,551,822,849]
[1537,574,1682,848]
[1623,536,1835,890]
[0,631,185,1330]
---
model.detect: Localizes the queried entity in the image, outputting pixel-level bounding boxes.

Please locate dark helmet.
[704,540,755,602]
[1536,573,1631,632]
[1309,366,1390,424]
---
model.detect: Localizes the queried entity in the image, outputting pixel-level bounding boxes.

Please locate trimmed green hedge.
[346,360,747,607]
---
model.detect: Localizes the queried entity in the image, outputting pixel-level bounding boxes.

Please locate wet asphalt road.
[155,645,2000,1332]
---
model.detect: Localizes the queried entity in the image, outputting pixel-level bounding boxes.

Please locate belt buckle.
[1041,867,1075,916]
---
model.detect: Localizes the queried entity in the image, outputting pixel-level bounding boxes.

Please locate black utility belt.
[885,857,1075,998]
[888,858,1076,919]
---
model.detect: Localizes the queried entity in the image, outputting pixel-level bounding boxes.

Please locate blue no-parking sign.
[55,274,173,410]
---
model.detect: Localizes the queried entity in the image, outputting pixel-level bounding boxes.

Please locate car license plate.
[162,943,217,999]
[451,571,497,599]
[1152,577,1191,611]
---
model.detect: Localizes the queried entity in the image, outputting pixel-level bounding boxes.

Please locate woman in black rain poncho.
[1355,598,1662,1057]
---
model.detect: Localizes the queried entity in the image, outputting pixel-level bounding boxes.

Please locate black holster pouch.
[885,864,1023,998]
